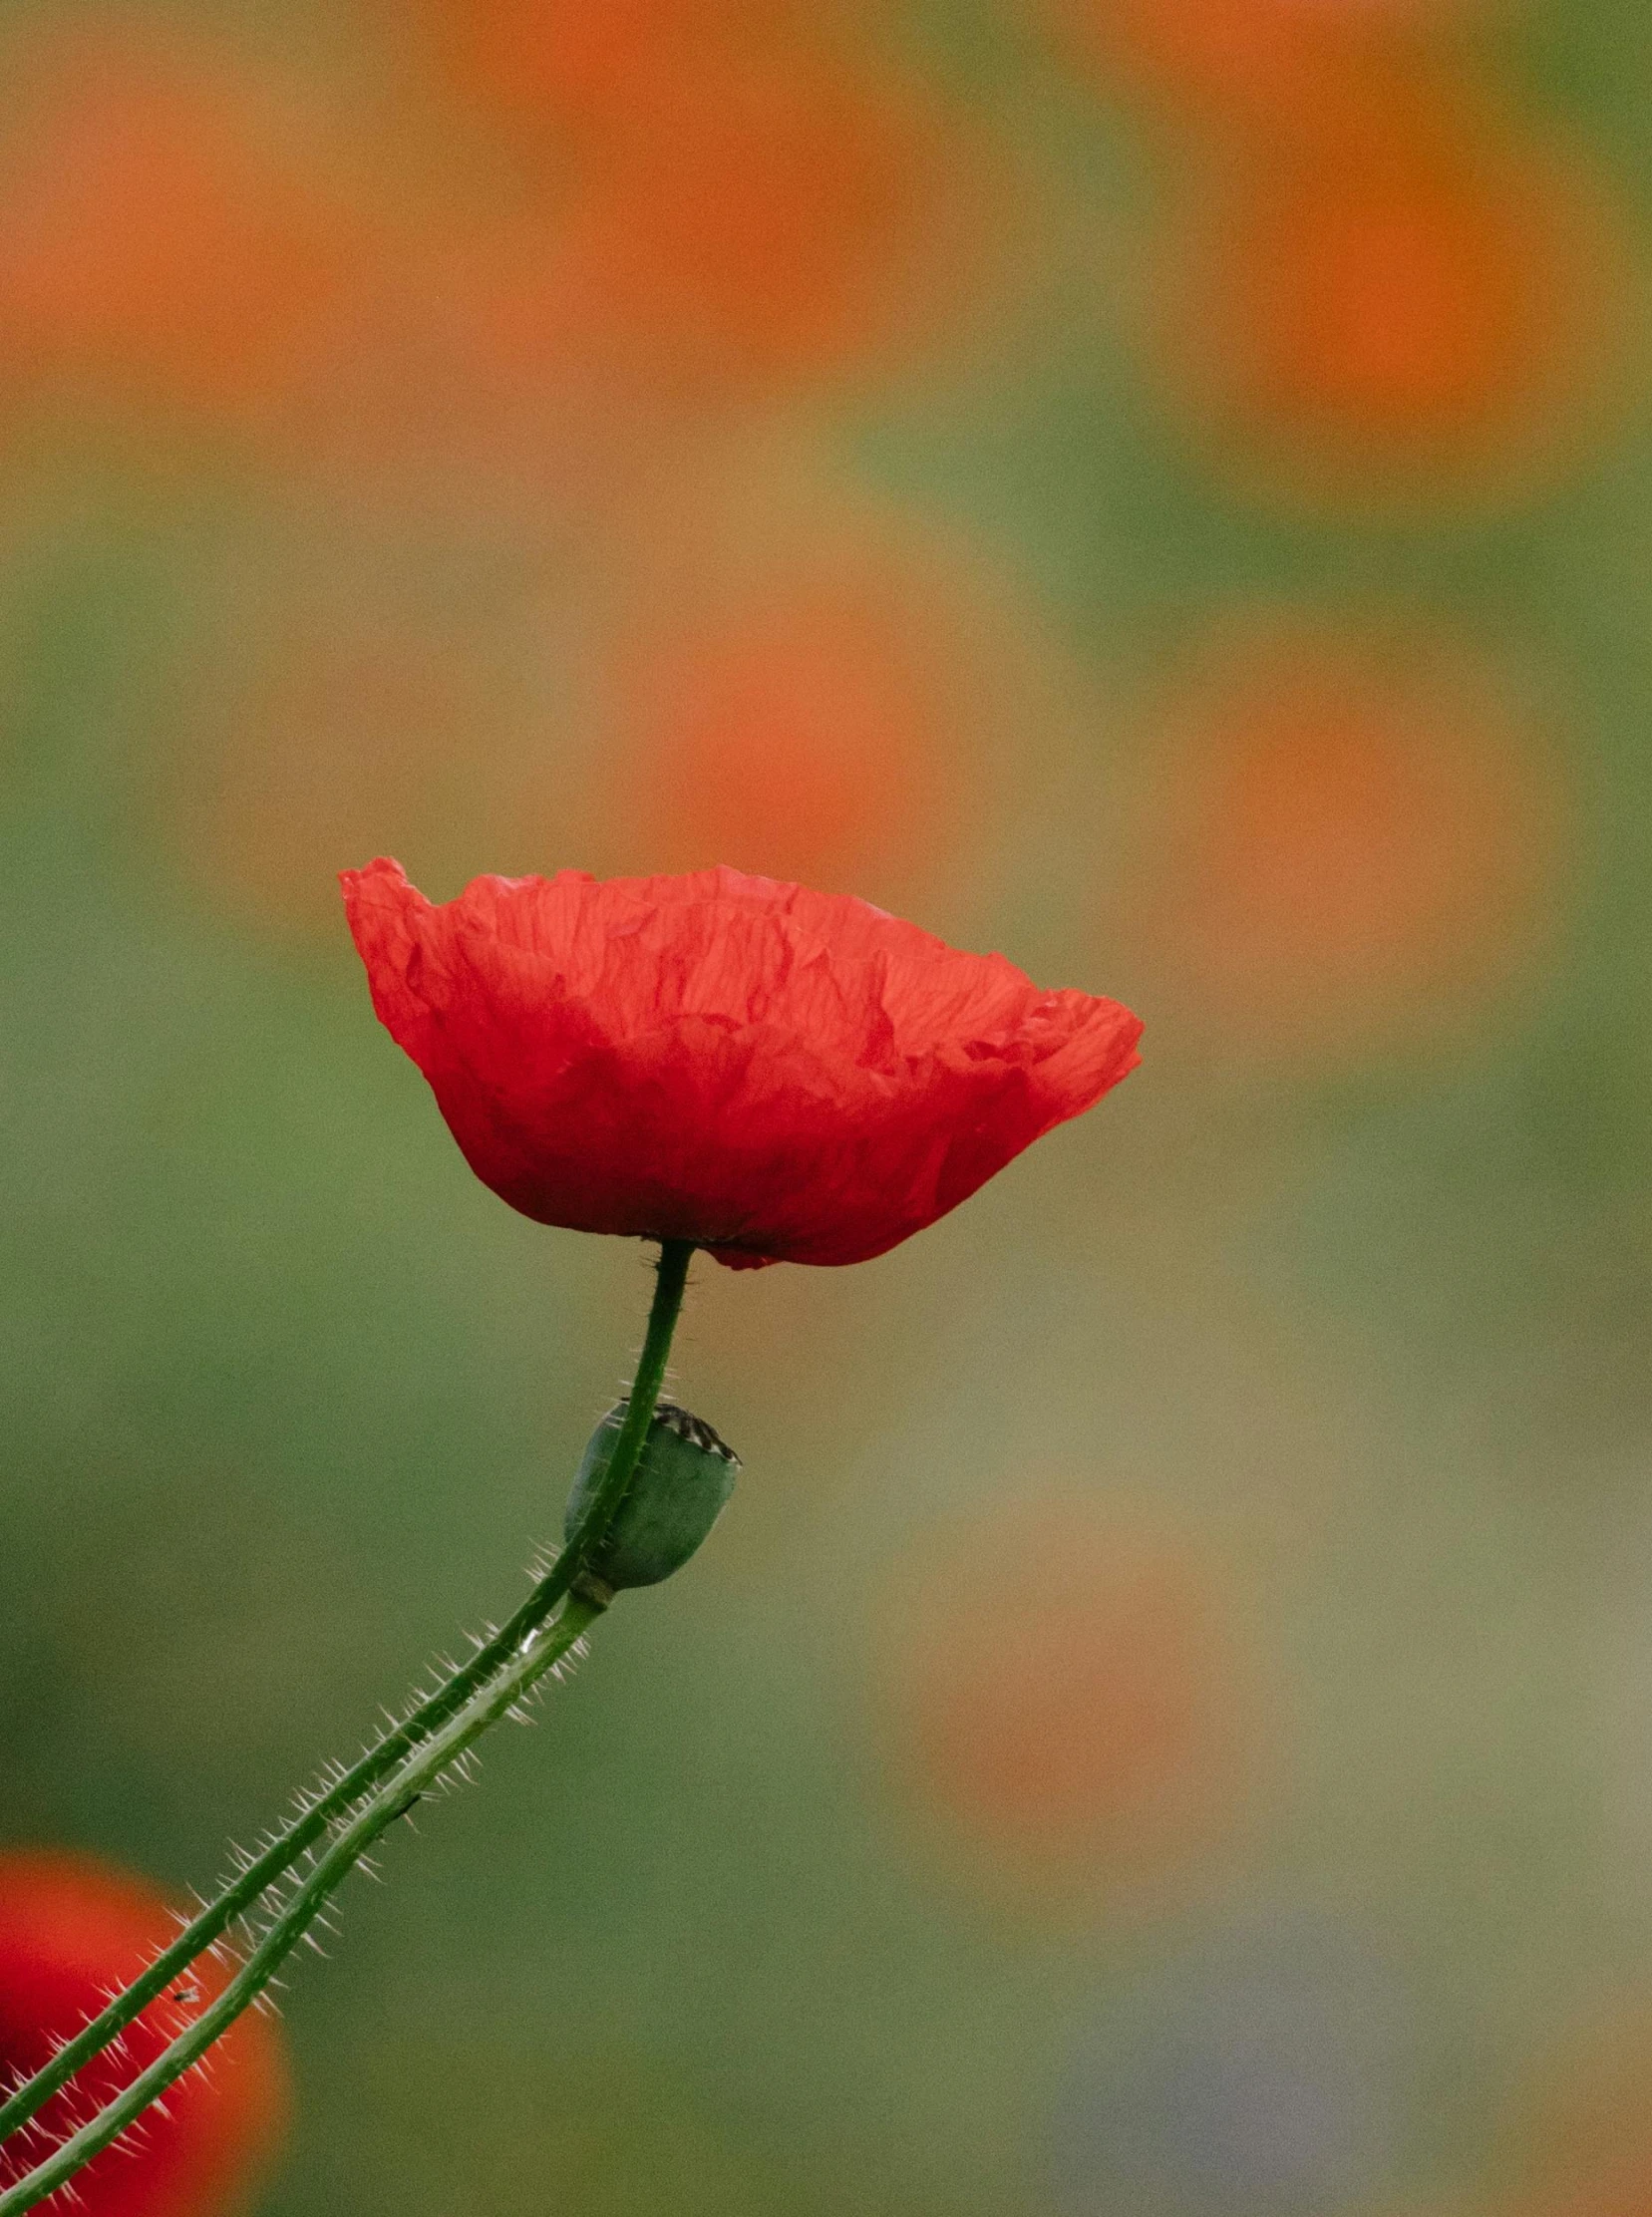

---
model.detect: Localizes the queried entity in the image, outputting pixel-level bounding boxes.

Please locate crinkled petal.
[341,857,1142,1267]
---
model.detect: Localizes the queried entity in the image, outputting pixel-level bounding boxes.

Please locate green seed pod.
[564,1400,740,1591]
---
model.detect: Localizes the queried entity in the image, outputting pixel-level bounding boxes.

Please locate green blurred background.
[5,1,1652,2211]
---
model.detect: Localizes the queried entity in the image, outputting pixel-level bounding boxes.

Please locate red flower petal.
[0,1851,289,2217]
[342,858,1141,1267]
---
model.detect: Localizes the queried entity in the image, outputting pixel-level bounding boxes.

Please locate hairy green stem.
[559,1236,695,1592]
[0,1238,693,2156]
[0,1594,607,2217]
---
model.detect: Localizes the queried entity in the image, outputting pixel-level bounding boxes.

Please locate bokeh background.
[4,2,1652,2212]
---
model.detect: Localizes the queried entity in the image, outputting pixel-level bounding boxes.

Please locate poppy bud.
[564,1400,740,1591]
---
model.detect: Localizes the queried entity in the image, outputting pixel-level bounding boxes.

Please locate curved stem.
[0,1593,608,2217]
[0,1238,694,2154]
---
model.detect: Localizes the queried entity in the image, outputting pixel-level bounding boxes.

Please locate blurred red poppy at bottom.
[0,1851,288,2217]
[342,858,1142,1268]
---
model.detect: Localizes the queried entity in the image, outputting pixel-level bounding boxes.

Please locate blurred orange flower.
[605,573,975,902]
[1052,0,1499,129]
[426,0,802,128]
[879,1493,1265,1896]
[1493,2008,1652,2217]
[1152,97,1633,503]
[586,489,1076,920]
[0,30,373,421]
[0,1850,288,2217]
[1121,616,1570,1061]
[461,55,975,392]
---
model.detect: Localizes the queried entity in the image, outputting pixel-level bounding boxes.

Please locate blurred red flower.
[1051,0,1489,129]
[1188,141,1620,475]
[553,60,954,383]
[602,562,997,907]
[881,1493,1264,1895]
[0,1851,288,2217]
[0,30,370,421]
[457,53,973,394]
[342,857,1141,1268]
[426,0,797,127]
[1120,615,1567,1059]
[1147,82,1632,506]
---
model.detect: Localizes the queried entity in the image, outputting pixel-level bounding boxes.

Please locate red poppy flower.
[342,858,1141,1268]
[0,1850,288,2217]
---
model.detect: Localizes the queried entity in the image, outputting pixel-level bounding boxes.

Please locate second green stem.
[0,1592,607,2217]
[0,1238,694,2159]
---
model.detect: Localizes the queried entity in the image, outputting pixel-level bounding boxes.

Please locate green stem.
[0,1238,693,2155]
[0,1594,608,2217]
[561,1237,695,1591]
